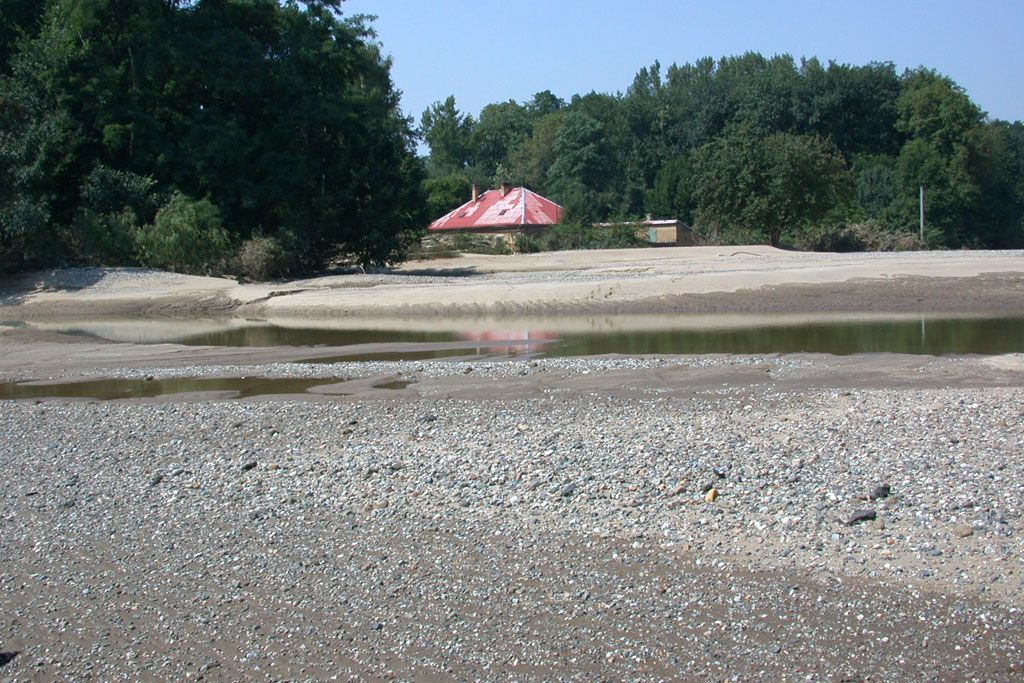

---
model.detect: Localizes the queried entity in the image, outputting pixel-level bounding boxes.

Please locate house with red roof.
[428,183,564,238]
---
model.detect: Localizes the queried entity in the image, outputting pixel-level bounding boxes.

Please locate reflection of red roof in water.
[429,187,564,231]
[459,329,558,355]
[460,330,558,343]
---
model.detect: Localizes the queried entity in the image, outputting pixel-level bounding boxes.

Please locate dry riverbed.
[1,350,1023,680]
[2,248,1024,680]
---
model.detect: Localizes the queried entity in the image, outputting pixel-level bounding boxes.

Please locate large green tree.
[419,95,474,175]
[0,0,425,272]
[548,111,610,210]
[692,128,852,246]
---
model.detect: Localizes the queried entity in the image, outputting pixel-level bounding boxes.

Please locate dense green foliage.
[4,4,1021,276]
[421,55,1024,250]
[1,0,425,276]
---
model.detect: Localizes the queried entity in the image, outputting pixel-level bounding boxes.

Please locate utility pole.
[919,186,926,245]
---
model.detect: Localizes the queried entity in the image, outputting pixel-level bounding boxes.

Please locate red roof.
[429,187,564,231]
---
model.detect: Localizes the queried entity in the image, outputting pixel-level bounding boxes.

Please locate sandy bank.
[2,247,1024,319]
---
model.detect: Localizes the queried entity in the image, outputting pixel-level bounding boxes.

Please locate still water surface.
[25,314,1024,358]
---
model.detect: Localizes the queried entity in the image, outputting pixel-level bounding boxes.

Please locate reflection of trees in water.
[59,317,1024,357]
[182,327,455,348]
[551,318,1024,357]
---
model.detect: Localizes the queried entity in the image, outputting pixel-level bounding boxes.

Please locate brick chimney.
[500,182,512,197]
[471,183,479,202]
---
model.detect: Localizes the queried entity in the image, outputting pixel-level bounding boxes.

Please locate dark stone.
[561,483,577,498]
[0,652,17,668]
[701,482,716,494]
[869,484,891,500]
[241,461,258,472]
[844,509,877,526]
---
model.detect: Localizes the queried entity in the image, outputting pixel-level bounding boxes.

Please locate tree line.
[3,3,1022,280]
[421,55,1024,251]
[1,0,425,277]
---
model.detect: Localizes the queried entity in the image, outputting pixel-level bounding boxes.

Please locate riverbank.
[1,353,1023,679]
[3,247,1024,320]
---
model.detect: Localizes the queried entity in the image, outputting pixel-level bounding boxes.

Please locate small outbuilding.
[593,215,695,246]
[428,183,564,240]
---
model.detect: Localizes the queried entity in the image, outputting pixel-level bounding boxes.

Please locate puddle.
[0,376,350,401]
[372,379,417,390]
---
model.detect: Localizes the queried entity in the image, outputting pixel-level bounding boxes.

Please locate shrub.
[236,235,295,281]
[0,197,54,273]
[135,193,232,275]
[801,221,925,252]
[75,208,141,265]
[443,232,510,255]
[513,233,543,254]
[540,222,647,251]
[74,166,159,266]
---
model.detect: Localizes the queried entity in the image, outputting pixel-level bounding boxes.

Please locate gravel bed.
[8,355,809,384]
[2,372,1022,680]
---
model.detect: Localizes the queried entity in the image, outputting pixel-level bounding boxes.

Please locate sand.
[2,246,1024,320]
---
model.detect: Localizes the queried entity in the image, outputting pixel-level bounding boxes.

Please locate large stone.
[844,509,877,526]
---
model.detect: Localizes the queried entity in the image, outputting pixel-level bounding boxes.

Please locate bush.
[0,197,54,273]
[800,221,925,252]
[513,233,543,254]
[73,166,160,266]
[135,193,232,275]
[443,232,510,255]
[236,235,295,281]
[76,208,141,265]
[539,221,647,251]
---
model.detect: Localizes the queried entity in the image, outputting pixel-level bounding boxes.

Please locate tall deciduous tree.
[1,0,425,272]
[692,128,852,246]
[546,111,613,218]
[472,100,531,178]
[419,95,474,175]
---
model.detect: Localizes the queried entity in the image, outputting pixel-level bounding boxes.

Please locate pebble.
[869,483,892,500]
[954,524,975,538]
[1,354,1022,679]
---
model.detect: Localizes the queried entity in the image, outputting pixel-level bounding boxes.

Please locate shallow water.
[0,376,349,401]
[24,314,1024,358]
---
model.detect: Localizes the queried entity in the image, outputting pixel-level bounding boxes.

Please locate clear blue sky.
[341,0,1024,127]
